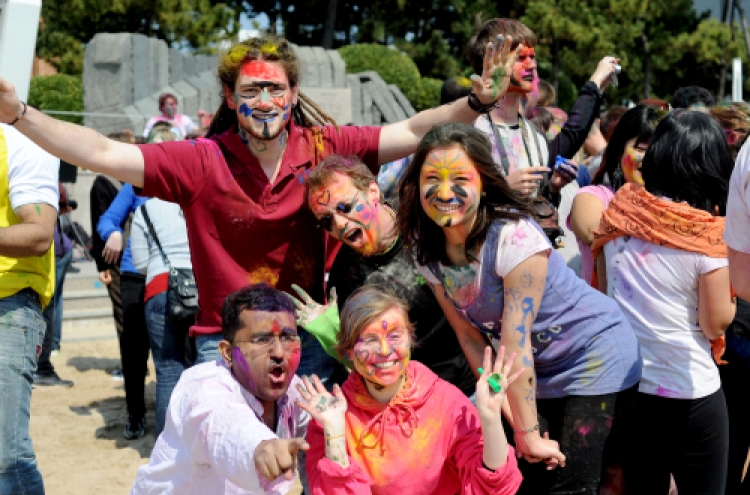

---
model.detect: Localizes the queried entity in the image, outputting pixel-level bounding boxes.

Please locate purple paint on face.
[232,346,259,395]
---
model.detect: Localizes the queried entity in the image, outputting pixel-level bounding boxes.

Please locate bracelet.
[9,101,27,126]
[467,92,500,114]
[514,423,540,435]
[324,433,346,440]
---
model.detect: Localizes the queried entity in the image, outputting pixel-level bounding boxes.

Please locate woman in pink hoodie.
[297,285,524,495]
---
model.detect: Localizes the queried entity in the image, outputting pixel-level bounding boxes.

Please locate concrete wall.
[83,34,416,136]
[83,33,220,137]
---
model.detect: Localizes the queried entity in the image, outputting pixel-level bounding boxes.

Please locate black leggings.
[624,389,729,495]
[120,272,150,420]
[512,386,637,495]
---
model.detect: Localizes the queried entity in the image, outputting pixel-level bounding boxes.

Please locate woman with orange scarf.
[592,109,735,495]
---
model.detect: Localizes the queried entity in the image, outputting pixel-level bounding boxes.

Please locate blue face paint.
[282,104,290,122]
[238,102,253,117]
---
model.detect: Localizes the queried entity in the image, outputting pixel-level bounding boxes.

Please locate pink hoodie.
[306,361,522,495]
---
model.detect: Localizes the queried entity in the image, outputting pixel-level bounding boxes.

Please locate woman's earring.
[613,165,623,183]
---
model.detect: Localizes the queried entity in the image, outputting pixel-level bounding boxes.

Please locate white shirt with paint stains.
[131,360,309,495]
[603,237,725,400]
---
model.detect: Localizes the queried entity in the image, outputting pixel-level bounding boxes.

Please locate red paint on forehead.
[518,47,535,58]
[241,60,287,81]
[270,320,282,334]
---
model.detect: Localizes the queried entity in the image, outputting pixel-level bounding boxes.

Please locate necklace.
[376,204,400,256]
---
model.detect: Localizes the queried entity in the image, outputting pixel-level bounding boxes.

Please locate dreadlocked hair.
[206,34,339,138]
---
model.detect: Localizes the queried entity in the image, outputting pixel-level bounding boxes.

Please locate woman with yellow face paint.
[568,104,667,284]
[297,286,525,495]
[398,123,642,495]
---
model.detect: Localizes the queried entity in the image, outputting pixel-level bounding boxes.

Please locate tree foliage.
[36,0,238,75]
[39,0,750,107]
[28,75,84,124]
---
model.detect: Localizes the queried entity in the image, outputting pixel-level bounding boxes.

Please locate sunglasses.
[317,201,355,232]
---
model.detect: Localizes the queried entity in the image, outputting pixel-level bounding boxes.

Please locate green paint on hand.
[491,67,507,99]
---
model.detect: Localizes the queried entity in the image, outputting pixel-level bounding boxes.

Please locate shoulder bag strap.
[139,203,173,272]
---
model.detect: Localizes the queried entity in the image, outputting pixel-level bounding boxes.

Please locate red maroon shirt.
[139,121,381,336]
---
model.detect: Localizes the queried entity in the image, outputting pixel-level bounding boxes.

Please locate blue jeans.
[194,333,223,364]
[52,251,73,350]
[144,292,190,437]
[0,290,46,495]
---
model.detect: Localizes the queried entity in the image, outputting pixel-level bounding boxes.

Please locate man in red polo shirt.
[0,34,519,383]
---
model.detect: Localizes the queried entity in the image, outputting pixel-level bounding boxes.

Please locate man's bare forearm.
[0,224,53,257]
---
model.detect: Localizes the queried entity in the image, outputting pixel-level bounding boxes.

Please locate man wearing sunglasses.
[132,283,311,495]
[289,154,477,398]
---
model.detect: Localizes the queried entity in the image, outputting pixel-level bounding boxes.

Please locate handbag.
[139,204,199,322]
[486,114,564,247]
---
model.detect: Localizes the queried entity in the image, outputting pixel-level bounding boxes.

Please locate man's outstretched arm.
[0,78,145,187]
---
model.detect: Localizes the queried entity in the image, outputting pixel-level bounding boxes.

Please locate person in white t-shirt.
[142,93,198,139]
[726,136,750,300]
[594,110,735,495]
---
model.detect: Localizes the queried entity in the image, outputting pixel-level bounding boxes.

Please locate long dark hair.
[593,104,666,190]
[397,123,532,266]
[641,109,733,215]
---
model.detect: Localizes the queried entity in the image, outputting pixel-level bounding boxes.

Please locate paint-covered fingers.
[291,284,315,304]
[254,438,309,481]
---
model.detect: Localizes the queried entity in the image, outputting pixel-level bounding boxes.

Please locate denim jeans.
[194,333,223,364]
[0,290,46,495]
[144,292,190,437]
[52,251,73,350]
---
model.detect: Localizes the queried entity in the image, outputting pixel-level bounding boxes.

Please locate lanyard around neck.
[485,113,544,176]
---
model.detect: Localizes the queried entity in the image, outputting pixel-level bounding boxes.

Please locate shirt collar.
[213,119,316,183]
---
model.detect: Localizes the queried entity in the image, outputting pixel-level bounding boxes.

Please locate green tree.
[28,75,84,124]
[37,0,238,75]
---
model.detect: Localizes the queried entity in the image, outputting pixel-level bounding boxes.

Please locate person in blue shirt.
[97,182,149,439]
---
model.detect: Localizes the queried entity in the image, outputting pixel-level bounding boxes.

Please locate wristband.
[324,433,346,440]
[9,101,27,126]
[514,423,540,435]
[467,93,499,114]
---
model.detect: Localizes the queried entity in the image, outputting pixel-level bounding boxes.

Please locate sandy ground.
[30,333,154,495]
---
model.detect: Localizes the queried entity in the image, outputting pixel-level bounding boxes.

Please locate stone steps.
[62,260,115,331]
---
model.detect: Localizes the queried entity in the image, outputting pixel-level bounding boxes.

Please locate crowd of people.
[1,14,749,495]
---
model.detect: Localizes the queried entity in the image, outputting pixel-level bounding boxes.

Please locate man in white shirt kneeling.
[131,283,310,495]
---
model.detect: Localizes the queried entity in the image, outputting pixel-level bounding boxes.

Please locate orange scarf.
[591,183,728,363]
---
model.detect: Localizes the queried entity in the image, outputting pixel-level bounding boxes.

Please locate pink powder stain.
[510,226,528,246]
[287,345,302,376]
[655,386,680,398]
[578,425,593,436]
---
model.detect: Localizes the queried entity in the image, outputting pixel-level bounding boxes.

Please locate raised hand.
[470,35,523,105]
[589,56,621,91]
[254,437,310,481]
[295,374,348,428]
[0,77,23,124]
[288,284,337,329]
[476,345,525,419]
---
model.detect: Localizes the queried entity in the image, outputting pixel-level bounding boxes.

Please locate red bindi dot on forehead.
[270,321,282,334]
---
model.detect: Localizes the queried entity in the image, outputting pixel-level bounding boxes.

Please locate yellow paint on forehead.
[423,148,475,175]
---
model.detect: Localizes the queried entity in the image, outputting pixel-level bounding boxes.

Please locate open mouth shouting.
[344,226,364,245]
[268,363,287,386]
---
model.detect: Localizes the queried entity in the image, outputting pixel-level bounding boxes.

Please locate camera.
[614,64,622,74]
